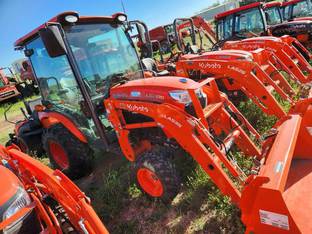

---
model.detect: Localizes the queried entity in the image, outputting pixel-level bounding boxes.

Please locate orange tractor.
[9,11,312,233]
[0,144,108,233]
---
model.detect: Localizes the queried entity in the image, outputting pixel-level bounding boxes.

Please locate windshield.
[234,8,265,37]
[265,7,282,25]
[217,16,234,41]
[64,23,142,99]
[292,0,312,17]
[282,5,292,20]
[217,7,265,41]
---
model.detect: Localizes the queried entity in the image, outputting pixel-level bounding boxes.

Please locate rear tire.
[134,146,180,203]
[42,124,93,179]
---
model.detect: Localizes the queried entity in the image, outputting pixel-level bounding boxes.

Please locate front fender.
[37,112,87,143]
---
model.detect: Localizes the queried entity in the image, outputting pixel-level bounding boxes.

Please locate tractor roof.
[215,2,262,20]
[263,1,281,9]
[14,11,122,48]
[281,0,304,7]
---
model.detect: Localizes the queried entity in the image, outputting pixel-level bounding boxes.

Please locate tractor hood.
[293,17,312,21]
[270,20,312,38]
[110,76,200,105]
[0,166,20,206]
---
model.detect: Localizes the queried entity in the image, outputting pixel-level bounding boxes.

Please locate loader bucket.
[240,99,312,233]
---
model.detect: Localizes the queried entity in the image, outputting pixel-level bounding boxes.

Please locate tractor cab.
[263,2,283,25]
[215,2,267,42]
[215,2,312,48]
[14,12,150,150]
[281,0,312,21]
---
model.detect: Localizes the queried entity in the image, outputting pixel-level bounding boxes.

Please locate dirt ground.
[0,112,23,145]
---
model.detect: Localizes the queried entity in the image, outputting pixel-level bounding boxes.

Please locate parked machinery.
[7,11,312,233]
[214,2,312,49]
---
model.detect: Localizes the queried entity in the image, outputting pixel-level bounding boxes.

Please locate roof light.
[117,14,127,22]
[65,15,78,23]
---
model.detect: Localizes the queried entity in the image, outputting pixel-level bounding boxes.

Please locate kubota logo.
[118,103,149,113]
[198,62,221,69]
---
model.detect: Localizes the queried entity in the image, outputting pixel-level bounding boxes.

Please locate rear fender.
[37,112,87,143]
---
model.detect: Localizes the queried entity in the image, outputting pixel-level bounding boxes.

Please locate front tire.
[134,147,180,203]
[42,124,93,179]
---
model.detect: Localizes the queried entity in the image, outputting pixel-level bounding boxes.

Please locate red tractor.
[0,144,108,233]
[9,11,312,233]
[214,2,312,49]
[0,68,20,103]
[149,24,175,53]
[148,16,216,53]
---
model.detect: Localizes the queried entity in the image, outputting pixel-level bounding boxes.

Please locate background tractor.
[214,2,312,49]
[281,0,312,21]
[0,68,20,103]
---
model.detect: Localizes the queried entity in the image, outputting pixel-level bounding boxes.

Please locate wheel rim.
[137,168,164,197]
[49,141,69,170]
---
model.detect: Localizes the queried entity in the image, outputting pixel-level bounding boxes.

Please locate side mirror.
[173,18,197,53]
[39,24,67,58]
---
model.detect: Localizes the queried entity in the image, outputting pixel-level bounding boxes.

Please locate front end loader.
[0,144,108,234]
[105,72,312,233]
[223,36,312,84]
[172,18,311,119]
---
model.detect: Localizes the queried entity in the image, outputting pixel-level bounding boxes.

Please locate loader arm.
[175,58,287,118]
[223,36,312,84]
[0,144,108,234]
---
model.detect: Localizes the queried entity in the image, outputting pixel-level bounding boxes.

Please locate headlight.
[169,88,206,105]
[3,187,31,221]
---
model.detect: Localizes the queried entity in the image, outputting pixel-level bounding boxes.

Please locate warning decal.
[259,210,289,230]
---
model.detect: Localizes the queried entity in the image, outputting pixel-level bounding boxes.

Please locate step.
[203,102,223,118]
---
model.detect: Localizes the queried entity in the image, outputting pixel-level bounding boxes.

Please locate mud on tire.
[134,146,181,203]
[42,124,93,179]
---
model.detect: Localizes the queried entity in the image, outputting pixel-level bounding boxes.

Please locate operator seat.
[141,58,170,76]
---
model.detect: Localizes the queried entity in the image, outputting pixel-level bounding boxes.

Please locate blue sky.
[0,0,216,67]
